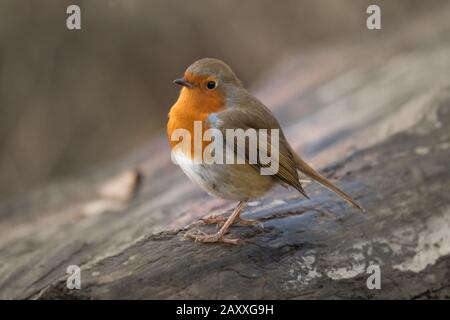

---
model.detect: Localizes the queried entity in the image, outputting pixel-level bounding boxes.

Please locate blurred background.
[0,0,446,200]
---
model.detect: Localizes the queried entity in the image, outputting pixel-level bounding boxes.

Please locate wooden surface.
[1,6,450,299]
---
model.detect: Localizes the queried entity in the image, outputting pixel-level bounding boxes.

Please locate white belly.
[172,149,274,200]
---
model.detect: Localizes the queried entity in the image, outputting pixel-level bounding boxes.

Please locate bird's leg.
[202,211,260,227]
[201,200,259,227]
[186,200,247,244]
[201,214,227,225]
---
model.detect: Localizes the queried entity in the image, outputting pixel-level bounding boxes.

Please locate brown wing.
[208,91,363,211]
[208,101,309,199]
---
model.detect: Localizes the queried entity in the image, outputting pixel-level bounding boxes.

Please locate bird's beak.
[173,78,193,88]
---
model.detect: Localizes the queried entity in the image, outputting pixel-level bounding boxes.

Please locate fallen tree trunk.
[1,6,450,299]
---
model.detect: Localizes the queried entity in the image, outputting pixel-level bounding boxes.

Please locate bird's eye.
[206,81,216,90]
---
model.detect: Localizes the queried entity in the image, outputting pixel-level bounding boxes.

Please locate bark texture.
[1,6,450,299]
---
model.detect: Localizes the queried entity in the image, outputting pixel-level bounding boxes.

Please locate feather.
[209,89,363,211]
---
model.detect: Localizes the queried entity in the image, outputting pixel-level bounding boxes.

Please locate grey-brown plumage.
[198,58,362,210]
[170,58,363,244]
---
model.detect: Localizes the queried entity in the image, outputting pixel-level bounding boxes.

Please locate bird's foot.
[185,229,240,245]
[202,214,262,228]
[201,214,227,225]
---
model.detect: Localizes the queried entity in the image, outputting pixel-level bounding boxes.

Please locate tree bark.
[1,5,450,299]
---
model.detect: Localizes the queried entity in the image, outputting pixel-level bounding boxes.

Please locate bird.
[167,58,363,244]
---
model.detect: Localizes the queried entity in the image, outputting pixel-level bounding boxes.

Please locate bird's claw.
[185,229,240,245]
[201,214,227,225]
[201,215,263,229]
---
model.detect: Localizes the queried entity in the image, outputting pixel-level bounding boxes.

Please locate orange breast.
[167,86,225,159]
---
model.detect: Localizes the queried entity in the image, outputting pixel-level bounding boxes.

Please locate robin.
[167,58,363,244]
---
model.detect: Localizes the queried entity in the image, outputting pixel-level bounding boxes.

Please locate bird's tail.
[292,152,364,212]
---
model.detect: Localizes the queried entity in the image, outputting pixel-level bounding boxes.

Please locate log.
[1,5,450,299]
